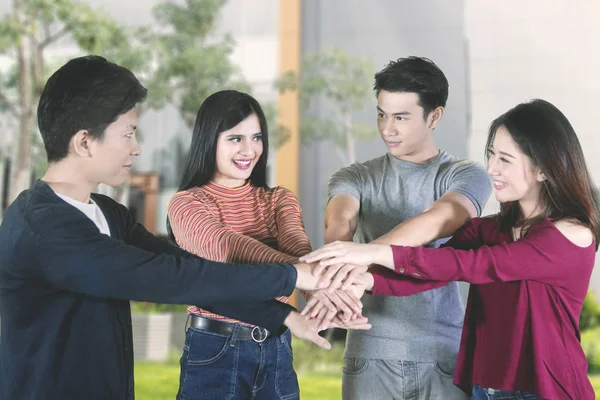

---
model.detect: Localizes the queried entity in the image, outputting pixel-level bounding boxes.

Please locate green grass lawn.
[591,375,600,399]
[135,361,600,400]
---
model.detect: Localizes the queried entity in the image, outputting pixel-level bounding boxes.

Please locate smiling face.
[376,90,441,163]
[84,107,141,187]
[487,125,546,215]
[212,113,263,188]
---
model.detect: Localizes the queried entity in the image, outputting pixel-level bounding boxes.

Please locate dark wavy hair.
[486,99,600,247]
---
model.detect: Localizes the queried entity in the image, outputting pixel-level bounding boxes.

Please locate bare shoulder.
[552,218,594,247]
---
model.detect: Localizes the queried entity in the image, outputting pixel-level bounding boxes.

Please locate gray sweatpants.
[342,358,468,400]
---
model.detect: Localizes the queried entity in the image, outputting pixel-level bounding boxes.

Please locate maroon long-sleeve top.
[371,217,595,400]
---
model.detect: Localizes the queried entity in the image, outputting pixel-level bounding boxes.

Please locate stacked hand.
[289,242,386,349]
[300,241,389,290]
[301,281,371,331]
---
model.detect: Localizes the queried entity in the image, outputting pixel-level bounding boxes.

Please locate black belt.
[188,314,271,343]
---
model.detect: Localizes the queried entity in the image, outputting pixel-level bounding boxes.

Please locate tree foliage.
[276,48,378,165]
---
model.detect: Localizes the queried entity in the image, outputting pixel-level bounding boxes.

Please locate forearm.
[40,229,299,305]
[389,226,575,285]
[368,265,450,296]
[324,220,356,244]
[202,231,300,264]
[228,238,300,264]
[372,206,469,247]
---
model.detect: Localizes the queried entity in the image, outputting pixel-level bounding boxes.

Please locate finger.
[349,315,369,324]
[316,254,350,268]
[317,263,344,289]
[313,295,336,319]
[309,301,327,319]
[302,247,343,264]
[299,244,338,262]
[312,292,336,317]
[313,257,345,277]
[335,290,363,315]
[330,314,348,326]
[329,264,357,292]
[321,263,345,286]
[312,262,328,277]
[307,331,332,350]
[341,267,366,291]
[331,316,371,330]
[324,291,352,319]
[301,295,323,317]
[317,305,338,331]
[313,307,328,325]
[345,323,372,330]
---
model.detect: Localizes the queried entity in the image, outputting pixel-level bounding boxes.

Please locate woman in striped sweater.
[167,90,363,400]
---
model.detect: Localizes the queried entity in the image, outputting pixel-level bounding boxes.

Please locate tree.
[147,0,250,128]
[276,48,378,166]
[0,0,153,204]
[0,0,252,207]
[134,0,289,188]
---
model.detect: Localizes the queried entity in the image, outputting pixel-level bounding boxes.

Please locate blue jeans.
[176,325,298,400]
[472,385,541,400]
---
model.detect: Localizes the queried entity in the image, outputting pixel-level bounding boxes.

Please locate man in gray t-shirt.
[323,57,492,399]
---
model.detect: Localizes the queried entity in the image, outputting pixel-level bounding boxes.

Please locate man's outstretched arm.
[372,191,477,247]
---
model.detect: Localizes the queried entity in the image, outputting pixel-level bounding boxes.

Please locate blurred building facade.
[464,1,600,293]
[1,0,600,292]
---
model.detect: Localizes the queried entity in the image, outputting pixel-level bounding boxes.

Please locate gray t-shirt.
[328,150,492,362]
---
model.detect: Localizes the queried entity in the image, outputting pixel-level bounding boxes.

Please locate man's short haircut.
[37,55,147,162]
[374,56,449,118]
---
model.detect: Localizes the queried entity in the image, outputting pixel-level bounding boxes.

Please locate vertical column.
[276,0,301,195]
[277,0,302,307]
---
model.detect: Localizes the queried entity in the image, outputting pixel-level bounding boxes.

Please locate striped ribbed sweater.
[167,180,312,326]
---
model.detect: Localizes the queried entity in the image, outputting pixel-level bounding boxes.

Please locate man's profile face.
[86,107,141,187]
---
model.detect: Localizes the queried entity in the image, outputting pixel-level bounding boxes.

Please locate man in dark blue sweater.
[0,55,332,399]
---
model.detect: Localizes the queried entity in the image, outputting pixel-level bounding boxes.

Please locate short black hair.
[37,55,147,162]
[373,56,449,118]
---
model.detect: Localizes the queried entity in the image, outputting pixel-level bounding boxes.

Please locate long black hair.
[486,99,600,246]
[167,90,271,242]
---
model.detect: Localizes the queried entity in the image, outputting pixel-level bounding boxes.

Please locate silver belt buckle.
[251,326,268,343]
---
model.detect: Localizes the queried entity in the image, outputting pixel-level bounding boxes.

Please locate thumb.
[312,263,326,277]
[307,331,332,350]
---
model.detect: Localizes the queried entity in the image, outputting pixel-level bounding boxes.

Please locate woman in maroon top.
[301,99,600,399]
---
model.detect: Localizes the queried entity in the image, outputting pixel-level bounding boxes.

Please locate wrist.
[284,310,301,327]
[293,263,320,291]
[363,272,374,291]
[376,245,394,269]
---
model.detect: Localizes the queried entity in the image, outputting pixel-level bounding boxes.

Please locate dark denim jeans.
[176,324,298,400]
[472,385,541,400]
